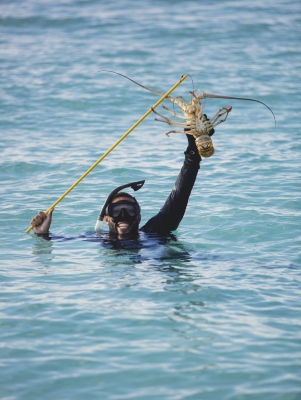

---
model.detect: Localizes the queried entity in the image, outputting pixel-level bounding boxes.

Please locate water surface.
[0,0,300,398]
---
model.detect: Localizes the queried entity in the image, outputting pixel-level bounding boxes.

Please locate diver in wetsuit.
[30,122,214,238]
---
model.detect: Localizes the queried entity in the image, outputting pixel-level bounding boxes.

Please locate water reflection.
[30,229,229,277]
[31,235,53,254]
[32,230,192,262]
[31,235,54,265]
[97,231,193,266]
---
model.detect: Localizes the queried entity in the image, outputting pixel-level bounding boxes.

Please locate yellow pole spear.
[26,74,188,233]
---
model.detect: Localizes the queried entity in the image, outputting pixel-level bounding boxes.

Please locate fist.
[30,209,54,234]
[31,211,47,227]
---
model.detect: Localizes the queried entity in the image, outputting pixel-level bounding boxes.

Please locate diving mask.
[106,201,140,222]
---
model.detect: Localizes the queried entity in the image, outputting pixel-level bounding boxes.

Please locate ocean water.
[1,0,300,398]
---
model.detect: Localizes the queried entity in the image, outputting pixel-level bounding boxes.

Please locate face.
[104,196,141,237]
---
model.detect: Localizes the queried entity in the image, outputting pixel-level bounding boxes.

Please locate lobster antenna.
[99,70,276,127]
[187,74,195,92]
[203,93,276,127]
[99,69,166,98]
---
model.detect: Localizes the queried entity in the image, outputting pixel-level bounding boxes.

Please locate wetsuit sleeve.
[140,156,200,234]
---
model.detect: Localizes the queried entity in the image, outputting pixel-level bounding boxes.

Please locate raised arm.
[140,134,205,234]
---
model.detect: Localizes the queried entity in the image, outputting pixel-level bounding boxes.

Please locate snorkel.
[94,180,145,232]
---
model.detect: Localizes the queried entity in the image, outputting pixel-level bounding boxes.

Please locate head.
[103,192,141,236]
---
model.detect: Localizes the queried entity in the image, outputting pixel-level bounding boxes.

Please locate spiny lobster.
[100,70,275,157]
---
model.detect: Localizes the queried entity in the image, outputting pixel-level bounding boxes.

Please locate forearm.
[156,156,200,231]
[140,155,200,234]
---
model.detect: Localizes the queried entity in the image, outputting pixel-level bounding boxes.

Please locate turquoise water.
[1,0,301,398]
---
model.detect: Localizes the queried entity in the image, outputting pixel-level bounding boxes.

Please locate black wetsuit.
[140,154,200,234]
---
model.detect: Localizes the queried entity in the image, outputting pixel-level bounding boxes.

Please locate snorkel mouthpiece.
[94,219,103,231]
[94,180,145,232]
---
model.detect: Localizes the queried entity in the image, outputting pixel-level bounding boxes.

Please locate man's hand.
[30,209,54,234]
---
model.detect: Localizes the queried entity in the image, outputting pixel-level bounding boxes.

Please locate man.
[30,120,214,238]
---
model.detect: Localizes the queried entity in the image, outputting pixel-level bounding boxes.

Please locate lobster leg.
[162,104,187,120]
[155,118,188,128]
[152,107,187,127]
[165,130,187,136]
[210,107,232,127]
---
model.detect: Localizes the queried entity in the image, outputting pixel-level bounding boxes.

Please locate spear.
[26,74,189,233]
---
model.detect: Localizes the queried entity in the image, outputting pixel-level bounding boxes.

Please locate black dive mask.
[95,180,145,231]
[105,201,140,224]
